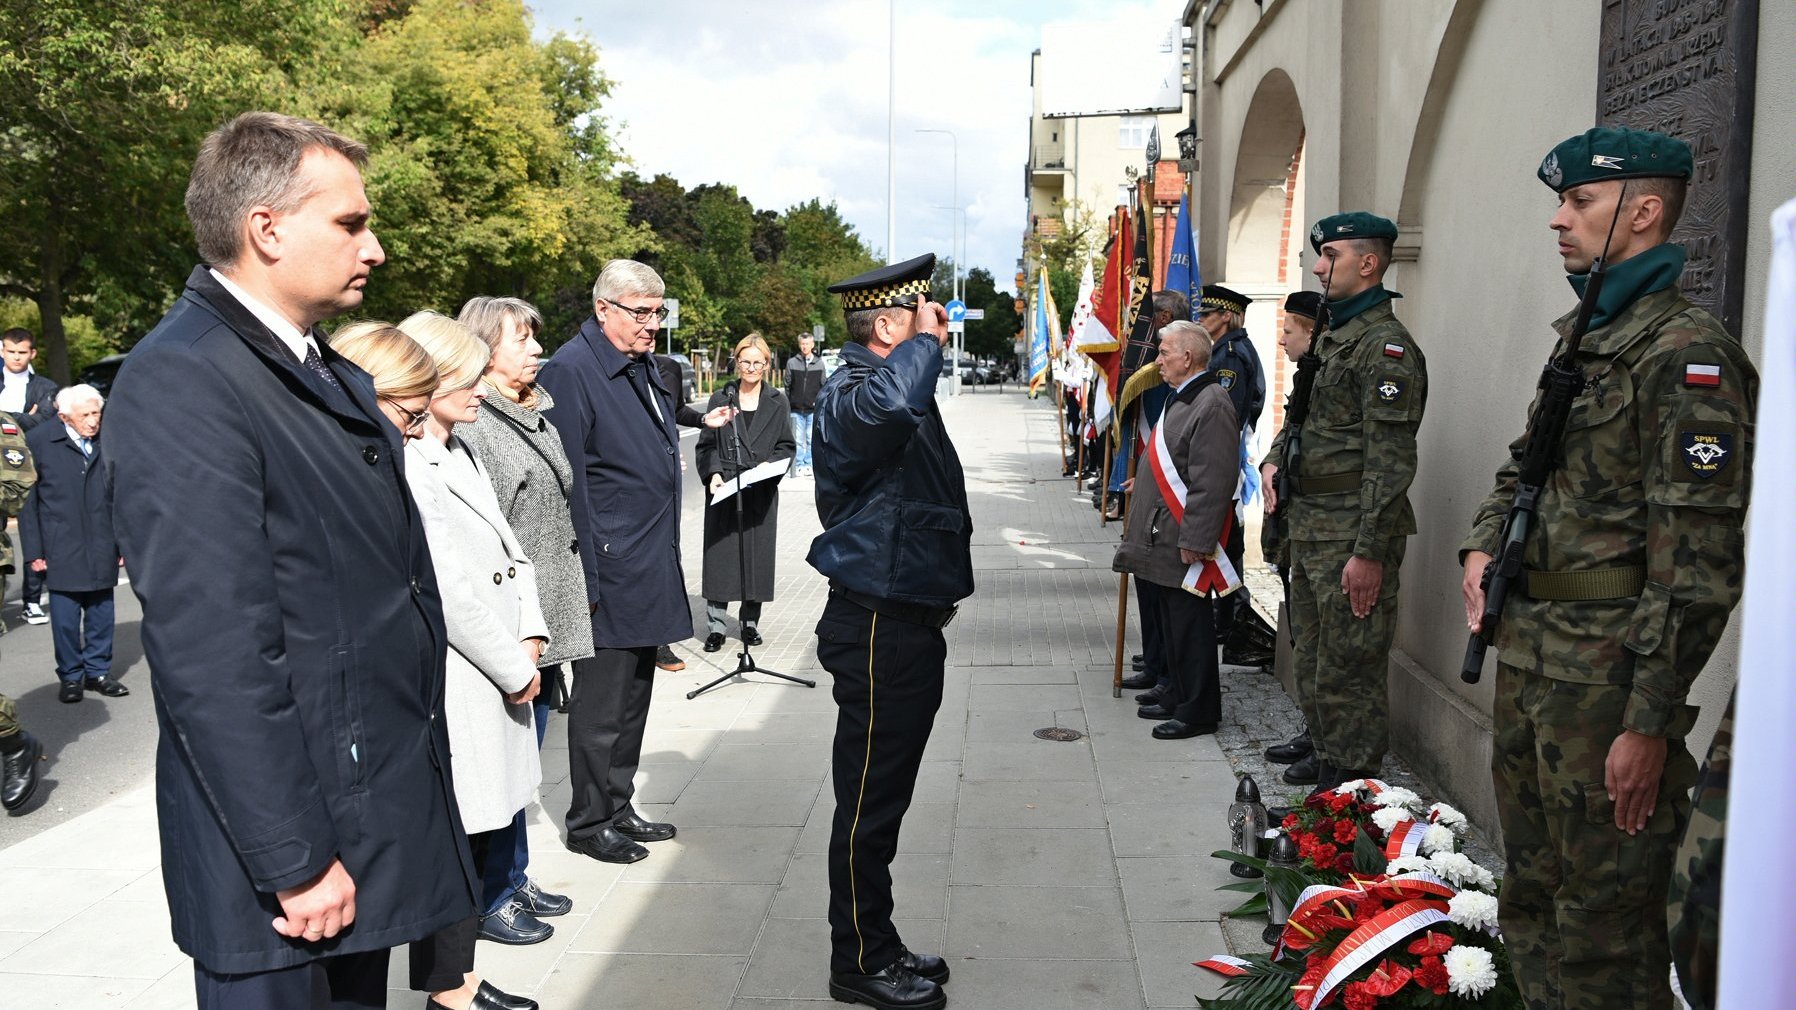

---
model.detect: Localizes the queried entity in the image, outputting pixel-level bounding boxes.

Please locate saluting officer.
[808,253,970,1010]
[1193,284,1265,660]
[0,410,41,812]
[1460,126,1756,1010]
[1260,212,1427,792]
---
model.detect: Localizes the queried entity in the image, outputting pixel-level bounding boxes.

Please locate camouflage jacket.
[0,412,37,572]
[1461,285,1756,737]
[1267,298,1427,559]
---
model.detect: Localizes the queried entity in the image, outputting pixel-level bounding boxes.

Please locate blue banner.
[1028,267,1051,396]
[1164,193,1200,320]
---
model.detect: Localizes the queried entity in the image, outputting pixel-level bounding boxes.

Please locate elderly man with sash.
[1112,320,1240,740]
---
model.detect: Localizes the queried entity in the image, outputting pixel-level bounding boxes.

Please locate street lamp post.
[915,127,962,393]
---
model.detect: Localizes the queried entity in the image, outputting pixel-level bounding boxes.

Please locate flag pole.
[1112,570,1130,699]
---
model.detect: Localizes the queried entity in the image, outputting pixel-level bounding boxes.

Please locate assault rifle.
[1462,183,1629,684]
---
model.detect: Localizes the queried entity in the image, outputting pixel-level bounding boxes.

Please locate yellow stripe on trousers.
[847,613,878,972]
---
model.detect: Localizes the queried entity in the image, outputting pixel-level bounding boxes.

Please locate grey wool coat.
[1112,373,1239,589]
[459,382,595,668]
[696,381,795,602]
[406,433,546,834]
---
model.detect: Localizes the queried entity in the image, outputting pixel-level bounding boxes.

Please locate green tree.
[963,267,1023,359]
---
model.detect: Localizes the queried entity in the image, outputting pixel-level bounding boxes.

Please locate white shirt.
[1173,369,1207,395]
[0,366,31,413]
[208,268,318,362]
[65,423,92,457]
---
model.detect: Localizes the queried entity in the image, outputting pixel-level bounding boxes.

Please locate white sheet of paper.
[710,457,791,505]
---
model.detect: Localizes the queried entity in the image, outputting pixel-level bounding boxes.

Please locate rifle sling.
[1523,565,1646,602]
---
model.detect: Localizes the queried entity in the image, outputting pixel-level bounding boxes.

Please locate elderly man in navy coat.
[20,384,125,705]
[106,112,475,1010]
[538,258,695,865]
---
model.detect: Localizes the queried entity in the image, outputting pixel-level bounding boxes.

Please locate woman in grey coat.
[456,296,589,944]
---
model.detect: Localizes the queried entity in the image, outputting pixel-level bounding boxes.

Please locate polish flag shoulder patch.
[1684,363,1722,387]
[1383,342,1405,358]
[0,423,16,436]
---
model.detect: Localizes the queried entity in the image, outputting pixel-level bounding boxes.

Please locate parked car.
[820,348,842,377]
[77,353,128,398]
[661,353,697,403]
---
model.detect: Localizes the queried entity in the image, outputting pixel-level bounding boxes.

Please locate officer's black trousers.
[1212,512,1247,644]
[1135,575,1169,690]
[1139,578,1221,728]
[565,646,656,839]
[817,594,946,975]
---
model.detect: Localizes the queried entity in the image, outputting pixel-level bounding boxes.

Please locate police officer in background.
[808,253,970,1010]
[1460,127,1756,1010]
[0,411,41,812]
[1260,212,1426,792]
[1194,284,1265,662]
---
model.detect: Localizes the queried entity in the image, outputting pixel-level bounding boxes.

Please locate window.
[1118,115,1153,150]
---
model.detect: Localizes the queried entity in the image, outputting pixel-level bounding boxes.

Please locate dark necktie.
[303,342,343,393]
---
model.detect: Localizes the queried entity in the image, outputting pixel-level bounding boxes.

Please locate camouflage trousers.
[1668,691,1730,1010]
[1492,662,1697,1010]
[1287,537,1404,771]
[0,692,16,740]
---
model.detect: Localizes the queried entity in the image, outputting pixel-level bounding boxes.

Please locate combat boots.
[1264,730,1312,764]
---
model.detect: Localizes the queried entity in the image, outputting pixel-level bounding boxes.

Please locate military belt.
[1523,565,1647,602]
[1290,471,1361,496]
[830,584,959,630]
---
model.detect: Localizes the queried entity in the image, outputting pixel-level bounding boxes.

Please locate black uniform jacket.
[19,422,117,592]
[106,266,475,972]
[808,338,973,608]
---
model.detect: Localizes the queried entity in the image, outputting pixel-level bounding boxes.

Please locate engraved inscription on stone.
[1598,0,1757,335]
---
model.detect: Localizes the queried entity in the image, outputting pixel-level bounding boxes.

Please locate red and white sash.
[1143,411,1241,597]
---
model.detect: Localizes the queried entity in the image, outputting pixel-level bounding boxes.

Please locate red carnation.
[1283,813,1301,830]
[1412,954,1450,996]
[1327,793,1355,813]
[1340,981,1377,1010]
[1334,851,1358,874]
[1334,820,1359,845]
[1311,842,1338,866]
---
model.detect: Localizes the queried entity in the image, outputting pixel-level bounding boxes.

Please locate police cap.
[1197,284,1250,316]
[827,253,936,311]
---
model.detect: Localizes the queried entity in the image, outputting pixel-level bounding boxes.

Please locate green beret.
[1537,126,1692,193]
[1308,212,1398,254]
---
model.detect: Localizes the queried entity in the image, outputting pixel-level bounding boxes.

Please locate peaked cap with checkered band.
[828,253,935,311]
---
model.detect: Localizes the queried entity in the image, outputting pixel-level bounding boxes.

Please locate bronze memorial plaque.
[1598,0,1758,335]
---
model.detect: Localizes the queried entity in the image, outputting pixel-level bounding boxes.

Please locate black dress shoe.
[1282,753,1320,785]
[1134,685,1168,707]
[2,731,43,811]
[703,632,726,653]
[477,897,554,945]
[742,627,763,647]
[898,947,950,984]
[1137,703,1173,721]
[475,981,539,1010]
[1152,719,1217,740]
[516,877,572,917]
[614,810,676,842]
[565,826,648,864]
[84,677,129,697]
[1119,671,1155,691]
[1264,730,1313,764]
[828,963,945,1010]
[58,681,82,704]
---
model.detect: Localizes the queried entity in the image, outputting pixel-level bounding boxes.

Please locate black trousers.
[408,830,492,993]
[817,594,945,975]
[1139,578,1221,728]
[1135,576,1169,691]
[193,950,389,1010]
[1212,514,1247,643]
[565,645,655,840]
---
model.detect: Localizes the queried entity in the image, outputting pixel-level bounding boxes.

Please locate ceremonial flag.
[1074,208,1132,433]
[1717,196,1796,1008]
[1115,182,1159,419]
[1164,192,1200,320]
[1028,266,1054,396]
[1068,259,1096,351]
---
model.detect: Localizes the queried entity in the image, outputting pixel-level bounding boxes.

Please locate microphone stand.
[688,382,816,699]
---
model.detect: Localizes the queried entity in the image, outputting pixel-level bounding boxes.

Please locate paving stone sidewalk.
[0,385,1483,1008]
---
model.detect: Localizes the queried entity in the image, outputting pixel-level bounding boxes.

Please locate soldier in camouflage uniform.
[1460,127,1756,1010]
[0,410,43,811]
[1261,212,1426,791]
[1668,690,1727,1010]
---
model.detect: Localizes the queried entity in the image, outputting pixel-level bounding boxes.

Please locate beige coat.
[1112,374,1239,589]
[407,434,548,833]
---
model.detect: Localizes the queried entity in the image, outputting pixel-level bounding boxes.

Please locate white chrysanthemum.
[1447,891,1500,932]
[1444,945,1500,998]
[1385,854,1430,875]
[1429,802,1467,831]
[1420,823,1458,856]
[1372,807,1412,833]
[1333,778,1366,795]
[1428,851,1496,891]
[1371,786,1420,810]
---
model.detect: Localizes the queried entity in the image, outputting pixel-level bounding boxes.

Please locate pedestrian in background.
[21,384,125,705]
[538,259,686,866]
[697,332,794,653]
[455,295,586,943]
[2,328,59,626]
[785,331,825,476]
[108,111,476,1009]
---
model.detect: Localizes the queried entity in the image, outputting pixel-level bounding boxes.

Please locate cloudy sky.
[528,0,1185,294]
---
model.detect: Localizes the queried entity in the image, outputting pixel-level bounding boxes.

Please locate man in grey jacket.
[1112,322,1240,740]
[785,333,825,476]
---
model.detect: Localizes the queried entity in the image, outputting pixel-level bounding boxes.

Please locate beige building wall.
[1190,0,1795,834]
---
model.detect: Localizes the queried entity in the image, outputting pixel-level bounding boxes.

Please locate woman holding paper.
[697,333,796,652]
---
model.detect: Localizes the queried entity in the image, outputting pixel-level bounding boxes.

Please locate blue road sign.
[945,299,967,322]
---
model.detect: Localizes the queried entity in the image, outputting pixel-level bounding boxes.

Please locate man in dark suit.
[2,328,61,626]
[106,111,476,1010]
[20,384,126,704]
[538,259,690,865]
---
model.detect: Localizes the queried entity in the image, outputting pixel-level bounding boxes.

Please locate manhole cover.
[1033,727,1084,742]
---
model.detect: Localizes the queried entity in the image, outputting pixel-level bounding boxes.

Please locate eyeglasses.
[736,361,767,371]
[602,299,671,324]
[382,397,430,434]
